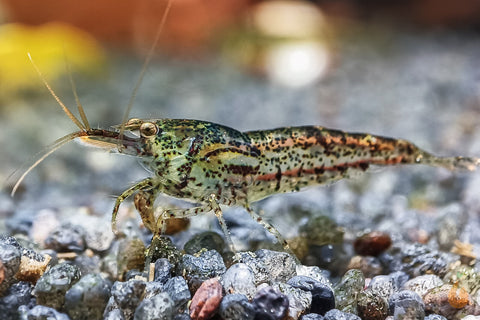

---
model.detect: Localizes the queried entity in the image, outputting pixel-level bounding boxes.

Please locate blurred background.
[1,0,480,247]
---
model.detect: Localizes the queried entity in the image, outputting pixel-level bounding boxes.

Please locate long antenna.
[27,53,86,131]
[65,56,91,130]
[119,0,173,138]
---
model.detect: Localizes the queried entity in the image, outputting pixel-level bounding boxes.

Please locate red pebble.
[190,277,223,320]
[353,231,392,256]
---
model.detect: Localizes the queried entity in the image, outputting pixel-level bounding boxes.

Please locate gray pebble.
[388,290,425,320]
[295,265,332,289]
[83,219,114,252]
[221,263,256,299]
[219,293,256,320]
[154,258,173,284]
[64,273,112,320]
[287,276,335,315]
[163,276,191,311]
[73,254,101,275]
[323,309,361,320]
[133,292,175,320]
[368,275,395,299]
[402,275,443,297]
[252,286,289,320]
[33,262,81,309]
[177,250,226,291]
[44,223,86,252]
[272,282,312,320]
[173,314,192,320]
[105,279,147,319]
[0,241,21,295]
[301,314,324,320]
[0,281,35,319]
[19,305,70,320]
[104,309,125,320]
[238,249,296,285]
[144,281,164,299]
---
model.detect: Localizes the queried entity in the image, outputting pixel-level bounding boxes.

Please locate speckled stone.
[334,269,365,315]
[190,278,223,320]
[388,290,425,320]
[64,273,112,320]
[163,276,191,312]
[218,294,256,320]
[184,231,226,255]
[238,249,296,285]
[105,279,147,319]
[368,275,395,300]
[104,308,125,320]
[323,309,361,320]
[402,274,443,297]
[33,262,81,309]
[177,250,226,291]
[44,223,86,252]
[272,282,312,320]
[301,313,324,320]
[423,283,480,319]
[0,281,35,319]
[221,263,256,299]
[252,286,289,320]
[154,258,173,284]
[133,292,175,320]
[18,305,70,320]
[295,265,332,288]
[424,315,448,320]
[287,275,335,315]
[356,289,389,320]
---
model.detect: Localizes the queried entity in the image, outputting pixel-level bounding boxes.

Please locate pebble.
[105,279,147,319]
[301,314,324,320]
[298,215,344,246]
[287,275,335,315]
[323,309,361,320]
[82,218,115,252]
[356,289,389,320]
[44,223,86,252]
[272,282,312,320]
[116,238,146,280]
[402,274,443,297]
[218,293,256,320]
[64,273,112,320]
[73,254,101,275]
[334,269,365,315]
[144,281,164,299]
[154,258,173,284]
[424,315,448,320]
[0,241,21,295]
[0,281,35,319]
[353,231,392,256]
[177,250,226,291]
[19,305,70,320]
[423,283,480,319]
[184,231,226,255]
[367,275,395,300]
[251,286,289,320]
[238,249,297,285]
[347,255,383,278]
[221,263,256,299]
[295,265,332,288]
[163,276,191,312]
[190,277,223,320]
[33,262,81,309]
[147,236,182,267]
[388,290,425,320]
[104,308,126,320]
[133,292,175,320]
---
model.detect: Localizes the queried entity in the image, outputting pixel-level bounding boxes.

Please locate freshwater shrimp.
[11,0,479,260]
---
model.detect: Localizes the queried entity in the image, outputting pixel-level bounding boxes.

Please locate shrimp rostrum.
[15,107,479,256]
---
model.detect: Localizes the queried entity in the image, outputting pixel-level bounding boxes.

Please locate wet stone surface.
[218,293,256,320]
[177,250,226,292]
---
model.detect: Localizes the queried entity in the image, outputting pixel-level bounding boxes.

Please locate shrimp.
[11,0,479,261]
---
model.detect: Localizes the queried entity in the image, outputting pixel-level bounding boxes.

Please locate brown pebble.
[0,260,4,285]
[424,284,480,319]
[15,254,51,283]
[190,277,223,320]
[353,231,392,256]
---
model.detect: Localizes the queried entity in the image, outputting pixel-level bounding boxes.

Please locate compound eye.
[139,122,158,138]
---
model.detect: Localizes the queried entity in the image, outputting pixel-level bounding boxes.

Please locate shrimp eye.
[139,122,158,138]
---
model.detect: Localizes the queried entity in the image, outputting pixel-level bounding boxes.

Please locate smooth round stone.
[356,289,389,320]
[323,309,361,320]
[272,282,312,320]
[19,305,70,320]
[184,231,226,255]
[218,294,255,320]
[287,275,335,315]
[334,269,365,315]
[402,275,443,298]
[221,263,256,300]
[388,290,425,320]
